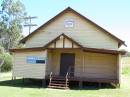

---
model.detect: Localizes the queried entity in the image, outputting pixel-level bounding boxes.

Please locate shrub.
[0,53,12,72]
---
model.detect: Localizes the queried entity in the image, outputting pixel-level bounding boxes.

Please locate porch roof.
[10,33,126,55]
[10,47,126,55]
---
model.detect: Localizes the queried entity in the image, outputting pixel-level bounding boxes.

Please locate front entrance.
[60,53,75,76]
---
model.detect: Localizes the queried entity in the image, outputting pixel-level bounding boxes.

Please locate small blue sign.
[26,56,46,64]
[26,56,37,64]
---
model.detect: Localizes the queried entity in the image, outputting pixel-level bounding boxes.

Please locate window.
[64,19,74,28]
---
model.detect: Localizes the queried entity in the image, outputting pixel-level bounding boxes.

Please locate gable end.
[20,7,125,47]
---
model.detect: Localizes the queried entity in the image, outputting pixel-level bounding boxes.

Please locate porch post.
[42,79,46,87]
[82,51,85,74]
[117,54,121,87]
[79,80,83,89]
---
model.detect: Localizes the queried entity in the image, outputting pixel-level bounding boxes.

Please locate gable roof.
[43,33,83,48]
[20,7,125,46]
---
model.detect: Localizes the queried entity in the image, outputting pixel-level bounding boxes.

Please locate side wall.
[47,49,118,79]
[79,52,117,79]
[12,50,47,79]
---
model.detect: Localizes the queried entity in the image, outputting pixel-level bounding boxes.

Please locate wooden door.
[60,53,75,76]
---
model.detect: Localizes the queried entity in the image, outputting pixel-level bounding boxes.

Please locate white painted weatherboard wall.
[25,11,118,50]
[12,50,47,79]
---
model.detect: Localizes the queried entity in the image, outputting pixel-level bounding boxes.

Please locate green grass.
[0,68,130,97]
[122,66,130,75]
[122,57,130,67]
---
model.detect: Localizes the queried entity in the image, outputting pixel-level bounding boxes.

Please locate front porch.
[45,74,119,89]
[45,48,119,89]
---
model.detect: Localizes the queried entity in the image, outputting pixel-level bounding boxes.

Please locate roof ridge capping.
[20,7,126,47]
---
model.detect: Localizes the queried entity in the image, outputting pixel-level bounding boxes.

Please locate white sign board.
[64,19,74,28]
[26,56,46,64]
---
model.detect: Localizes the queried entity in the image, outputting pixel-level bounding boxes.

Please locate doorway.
[60,53,75,76]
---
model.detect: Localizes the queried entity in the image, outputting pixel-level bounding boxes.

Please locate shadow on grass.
[69,81,116,90]
[0,79,45,88]
[0,79,116,90]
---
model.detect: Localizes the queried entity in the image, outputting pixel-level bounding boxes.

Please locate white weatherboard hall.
[10,7,126,89]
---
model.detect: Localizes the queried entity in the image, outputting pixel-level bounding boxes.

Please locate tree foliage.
[0,45,12,72]
[0,0,26,51]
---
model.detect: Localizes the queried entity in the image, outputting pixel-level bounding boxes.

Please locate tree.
[0,0,26,51]
[0,46,12,72]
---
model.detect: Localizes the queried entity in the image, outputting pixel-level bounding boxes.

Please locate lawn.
[122,57,130,67]
[0,67,130,97]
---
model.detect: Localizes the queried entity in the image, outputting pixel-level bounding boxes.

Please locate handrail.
[49,72,52,86]
[67,66,74,76]
[65,66,73,87]
[65,72,69,87]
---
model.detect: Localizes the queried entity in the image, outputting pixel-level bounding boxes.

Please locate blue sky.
[1,0,130,50]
